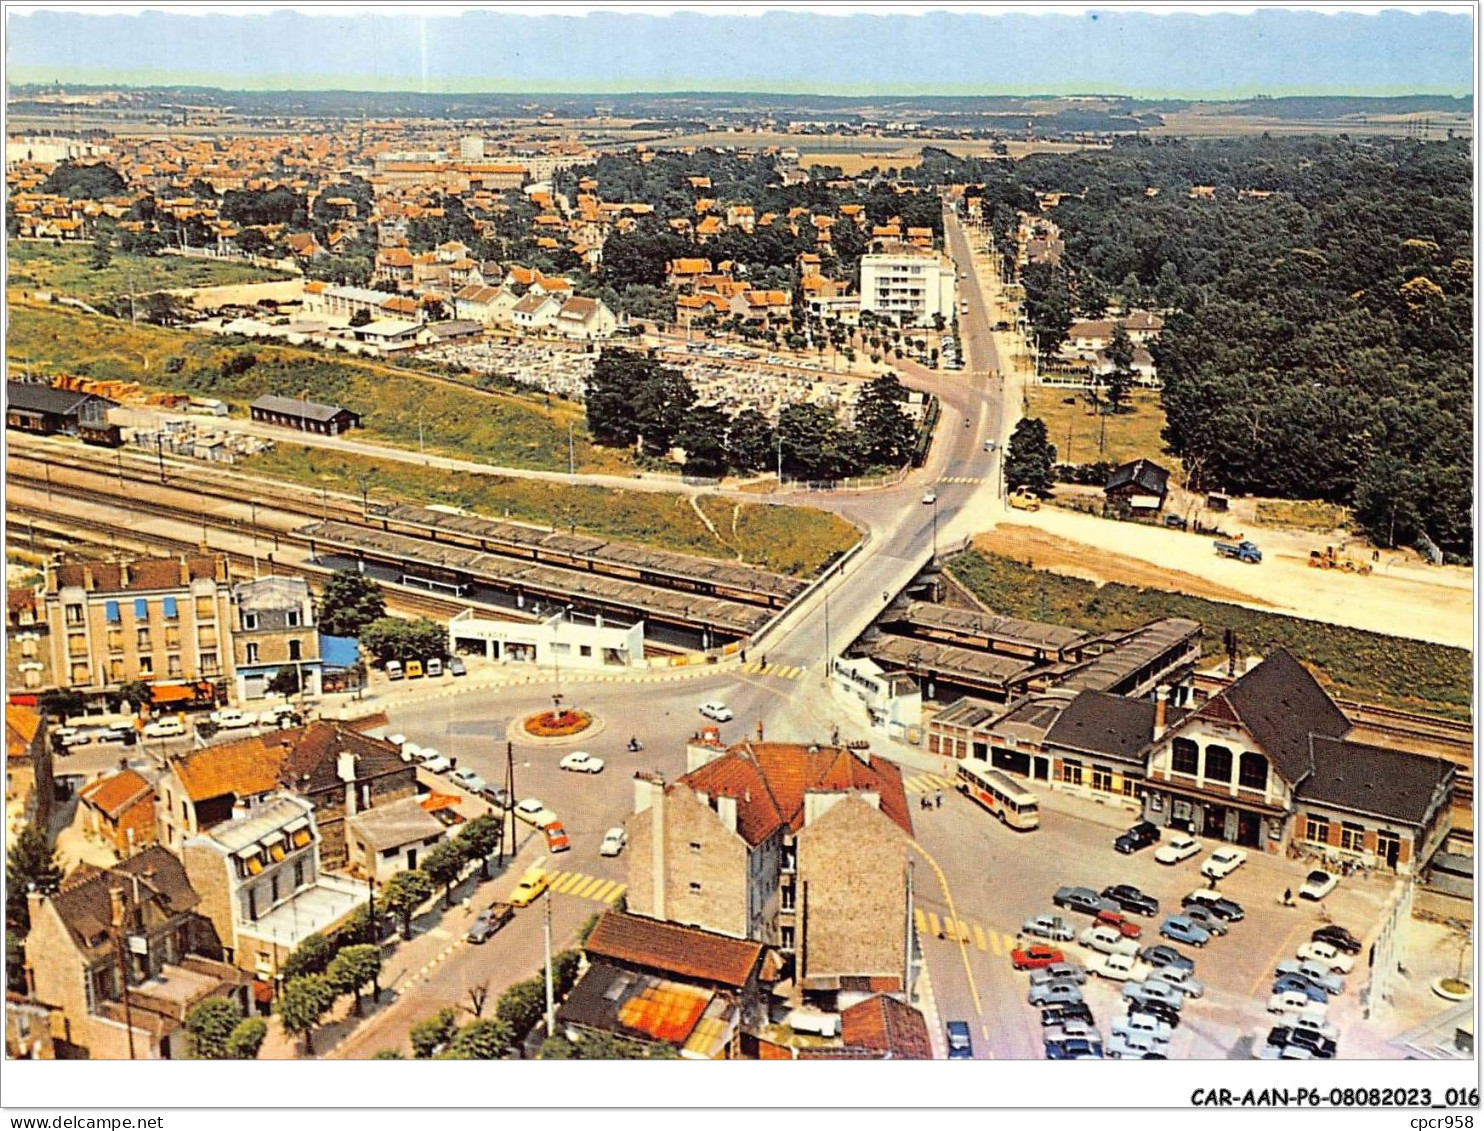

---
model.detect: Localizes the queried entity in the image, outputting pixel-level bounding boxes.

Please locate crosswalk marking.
[973,924,988,953]
[546,870,624,902]
[590,880,619,903]
[915,905,1019,958]
[553,872,584,894]
[572,876,605,899]
[915,908,927,935]
[605,884,626,904]
[737,661,805,680]
[988,931,1004,957]
[937,475,985,485]
[926,911,941,938]
[904,772,956,796]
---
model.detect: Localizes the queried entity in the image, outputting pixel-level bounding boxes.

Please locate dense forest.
[943,136,1473,559]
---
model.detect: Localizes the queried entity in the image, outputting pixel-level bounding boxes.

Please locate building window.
[288,639,302,661]
[246,643,259,664]
[104,600,120,624]
[107,628,124,653]
[294,860,306,889]
[65,603,84,626]
[270,874,280,904]
[1340,823,1366,852]
[199,624,218,649]
[1304,814,1329,844]
[780,926,795,950]
[1238,752,1268,791]
[70,662,91,685]
[1171,738,1199,776]
[67,633,88,658]
[781,884,795,911]
[106,658,124,683]
[689,881,702,894]
[1059,759,1083,786]
[247,888,259,921]
[164,625,181,649]
[689,841,702,853]
[286,610,301,628]
[579,645,592,658]
[201,651,219,675]
[196,596,215,620]
[1204,745,1233,782]
[167,654,182,677]
[138,656,153,676]
[162,597,178,620]
[136,627,151,650]
[1091,765,1114,793]
[134,598,149,620]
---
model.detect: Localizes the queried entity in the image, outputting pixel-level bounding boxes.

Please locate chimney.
[119,561,131,588]
[716,794,738,834]
[178,555,190,586]
[108,884,127,931]
[338,751,358,815]
[82,564,94,591]
[1154,686,1169,740]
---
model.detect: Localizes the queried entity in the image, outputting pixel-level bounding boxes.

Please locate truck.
[1213,539,1262,564]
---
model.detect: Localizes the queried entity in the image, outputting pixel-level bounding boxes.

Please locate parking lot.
[911,786,1395,1059]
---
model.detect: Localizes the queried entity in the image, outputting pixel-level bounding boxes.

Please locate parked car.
[421,754,454,774]
[1022,913,1075,942]
[450,768,486,794]
[1312,924,1362,955]
[514,798,558,828]
[212,708,253,729]
[447,657,467,677]
[1122,980,1183,1013]
[1140,944,1195,974]
[385,660,404,680]
[1045,1036,1103,1060]
[508,867,551,908]
[544,822,571,854]
[1182,890,1245,922]
[945,1021,974,1060]
[1038,1003,1095,1029]
[92,725,134,745]
[1275,960,1344,996]
[1107,1030,1170,1060]
[1297,940,1356,974]
[599,828,627,857]
[1147,966,1205,999]
[1201,846,1248,880]
[1012,944,1065,971]
[1114,822,1161,855]
[1043,1020,1100,1047]
[1256,1040,1314,1061]
[1078,925,1139,957]
[1300,869,1339,901]
[1113,1011,1173,1044]
[466,902,514,944]
[1154,834,1201,865]
[1094,909,1143,939]
[699,701,734,722]
[1028,961,1087,987]
[1267,1025,1337,1059]
[142,717,186,739]
[405,660,424,679]
[1053,886,1117,916]
[1163,514,1189,531]
[1269,990,1322,1016]
[1133,999,1182,1030]
[53,727,86,748]
[481,785,513,810]
[1101,884,1159,917]
[559,751,605,774]
[983,439,996,452]
[426,658,444,678]
[1008,487,1041,512]
[1291,1010,1340,1042]
[1028,979,1084,1007]
[1088,952,1153,983]
[1158,915,1212,948]
[1180,904,1229,936]
[1271,974,1329,1004]
[922,490,938,505]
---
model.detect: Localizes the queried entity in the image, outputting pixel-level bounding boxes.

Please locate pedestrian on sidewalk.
[1206,874,1217,890]
[935,790,944,809]
[1283,888,1293,906]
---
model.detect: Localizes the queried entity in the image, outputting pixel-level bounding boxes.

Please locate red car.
[544,821,571,853]
[1095,909,1143,939]
[1011,944,1065,970]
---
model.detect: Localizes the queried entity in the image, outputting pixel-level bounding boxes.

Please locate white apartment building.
[858,243,956,327]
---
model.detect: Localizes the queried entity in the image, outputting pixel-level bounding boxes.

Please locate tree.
[275,973,338,1055]
[236,229,271,256]
[224,1016,268,1059]
[777,402,853,482]
[89,229,113,272]
[266,666,302,698]
[494,978,547,1049]
[36,688,84,721]
[348,309,372,328]
[444,1017,515,1060]
[316,570,386,638]
[1021,261,1074,355]
[464,981,491,1019]
[358,617,446,665]
[372,1049,405,1060]
[538,1032,677,1059]
[41,160,126,200]
[117,680,154,713]
[326,944,382,1017]
[6,823,61,933]
[552,949,582,997]
[184,996,241,1059]
[726,408,775,472]
[453,816,502,881]
[281,933,336,981]
[410,1007,458,1059]
[1005,417,1058,496]
[1103,322,1136,415]
[675,405,730,477]
[853,375,917,467]
[420,841,465,908]
[380,869,434,940]
[631,364,697,456]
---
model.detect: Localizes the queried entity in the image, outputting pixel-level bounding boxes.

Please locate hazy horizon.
[5,8,1474,99]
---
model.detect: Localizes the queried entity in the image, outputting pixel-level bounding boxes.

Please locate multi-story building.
[858,243,955,327]
[43,555,234,699]
[24,847,250,1059]
[230,576,322,701]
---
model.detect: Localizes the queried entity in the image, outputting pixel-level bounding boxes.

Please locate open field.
[7,240,290,302]
[947,547,1472,720]
[1153,110,1470,139]
[1026,385,1174,472]
[249,444,860,578]
[1253,498,1353,535]
[5,300,633,475]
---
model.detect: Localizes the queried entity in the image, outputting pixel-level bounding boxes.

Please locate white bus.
[956,761,1040,831]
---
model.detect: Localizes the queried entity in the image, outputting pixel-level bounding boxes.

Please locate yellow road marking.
[988,931,1004,957]
[973,924,988,952]
[547,871,573,891]
[605,884,626,903]
[553,872,585,894]
[915,908,927,935]
[572,877,604,899]
[590,880,619,903]
[926,911,941,938]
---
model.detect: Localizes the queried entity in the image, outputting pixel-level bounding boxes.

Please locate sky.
[3,6,1475,98]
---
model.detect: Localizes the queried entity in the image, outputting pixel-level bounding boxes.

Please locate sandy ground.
[171,278,306,309]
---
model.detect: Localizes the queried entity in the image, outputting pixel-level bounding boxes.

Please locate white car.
[922,490,938,505]
[1299,869,1339,901]
[1269,990,1320,1016]
[600,828,627,857]
[559,751,605,774]
[55,727,91,747]
[385,734,408,748]
[1088,952,1152,983]
[142,718,186,739]
[1154,834,1201,865]
[213,709,253,729]
[421,754,454,774]
[1297,940,1356,975]
[514,798,559,828]
[699,701,734,722]
[450,768,486,793]
[1078,925,1139,957]
[1201,846,1248,880]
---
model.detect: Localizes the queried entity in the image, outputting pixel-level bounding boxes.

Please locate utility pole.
[905,859,916,1003]
[111,889,137,1060]
[44,463,53,500]
[543,888,556,1038]
[931,495,938,560]
[250,499,260,579]
[498,741,517,866]
[154,433,166,484]
[418,408,425,461]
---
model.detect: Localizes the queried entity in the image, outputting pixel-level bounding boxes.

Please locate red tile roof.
[583,911,763,988]
[169,733,290,803]
[840,994,933,1059]
[78,769,154,819]
[52,556,222,593]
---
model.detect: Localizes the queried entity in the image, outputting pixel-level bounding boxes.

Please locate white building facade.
[859,245,956,327]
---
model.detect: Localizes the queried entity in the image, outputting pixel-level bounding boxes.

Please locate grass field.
[946,549,1471,721]
[252,445,859,578]
[5,300,633,475]
[7,240,290,301]
[1253,499,1353,534]
[1026,385,1175,473]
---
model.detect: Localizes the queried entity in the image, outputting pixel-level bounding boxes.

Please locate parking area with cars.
[912,785,1394,1059]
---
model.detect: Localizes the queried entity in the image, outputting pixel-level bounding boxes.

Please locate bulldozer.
[1308,546,1373,575]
